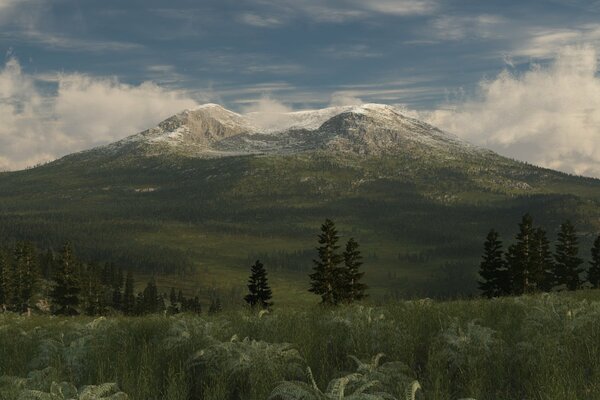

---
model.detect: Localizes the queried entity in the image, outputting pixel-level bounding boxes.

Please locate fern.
[17,382,128,400]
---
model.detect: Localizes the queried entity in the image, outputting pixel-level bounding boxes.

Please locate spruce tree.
[553,221,584,290]
[15,242,38,310]
[244,260,273,309]
[530,228,554,292]
[505,214,535,295]
[122,271,135,315]
[50,243,81,315]
[588,235,600,289]
[142,279,160,314]
[341,238,367,303]
[478,229,508,298]
[309,219,344,305]
[82,262,104,316]
[168,287,179,314]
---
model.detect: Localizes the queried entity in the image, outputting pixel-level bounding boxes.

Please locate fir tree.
[39,249,55,280]
[588,235,600,289]
[553,221,584,290]
[530,228,554,292]
[505,214,535,295]
[50,243,81,315]
[309,219,344,305]
[168,287,179,314]
[478,229,508,298]
[81,263,104,316]
[340,238,367,303]
[122,271,135,315]
[141,279,160,314]
[244,260,273,309]
[16,242,38,310]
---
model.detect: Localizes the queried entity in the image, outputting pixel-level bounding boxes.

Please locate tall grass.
[1,291,600,399]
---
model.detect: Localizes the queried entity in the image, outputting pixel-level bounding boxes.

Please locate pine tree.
[50,243,81,315]
[244,260,273,309]
[142,279,160,314]
[16,242,38,311]
[111,267,124,311]
[309,219,344,305]
[82,263,105,316]
[39,249,55,280]
[122,271,135,315]
[553,221,584,290]
[478,229,508,298]
[588,235,600,289]
[530,228,554,292]
[505,214,535,295]
[340,238,367,303]
[168,287,179,314]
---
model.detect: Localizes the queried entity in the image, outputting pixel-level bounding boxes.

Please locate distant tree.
[82,262,105,316]
[141,279,160,313]
[309,219,344,305]
[588,235,600,289]
[530,228,554,292]
[244,260,273,309]
[122,271,135,315]
[553,221,584,290]
[505,214,535,295]
[340,238,367,303]
[50,243,81,315]
[39,249,55,280]
[191,296,202,314]
[478,229,508,298]
[111,267,124,311]
[208,296,222,314]
[168,287,179,314]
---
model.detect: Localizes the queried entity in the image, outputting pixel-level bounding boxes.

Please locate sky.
[1,0,600,177]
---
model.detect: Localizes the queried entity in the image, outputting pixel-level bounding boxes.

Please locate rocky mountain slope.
[1,103,599,301]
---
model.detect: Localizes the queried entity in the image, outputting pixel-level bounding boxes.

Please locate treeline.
[0,242,202,316]
[478,213,600,297]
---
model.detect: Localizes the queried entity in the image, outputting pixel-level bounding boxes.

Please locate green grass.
[2,291,600,399]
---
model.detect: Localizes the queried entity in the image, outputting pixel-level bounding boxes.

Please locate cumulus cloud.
[0,58,198,171]
[242,97,295,130]
[426,46,600,178]
[329,92,363,106]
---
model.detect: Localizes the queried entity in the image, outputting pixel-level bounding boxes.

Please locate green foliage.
[553,221,584,290]
[50,243,81,316]
[340,238,368,303]
[477,230,508,298]
[244,260,273,310]
[309,219,345,305]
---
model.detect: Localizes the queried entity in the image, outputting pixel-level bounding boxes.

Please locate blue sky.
[1,0,600,176]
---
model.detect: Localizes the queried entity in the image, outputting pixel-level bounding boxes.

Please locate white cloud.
[241,97,295,130]
[426,46,600,178]
[514,25,600,58]
[0,58,198,171]
[428,14,506,41]
[238,13,283,28]
[329,92,363,106]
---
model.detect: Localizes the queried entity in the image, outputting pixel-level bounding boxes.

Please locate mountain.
[1,103,599,303]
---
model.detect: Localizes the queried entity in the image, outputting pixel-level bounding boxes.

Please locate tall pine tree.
[478,229,509,298]
[309,219,345,305]
[505,214,535,295]
[588,235,600,289]
[50,243,81,315]
[16,242,38,311]
[340,238,367,303]
[122,271,135,315]
[244,260,273,309]
[553,221,584,291]
[530,228,554,292]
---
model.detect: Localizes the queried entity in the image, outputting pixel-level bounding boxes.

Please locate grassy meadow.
[2,291,600,400]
